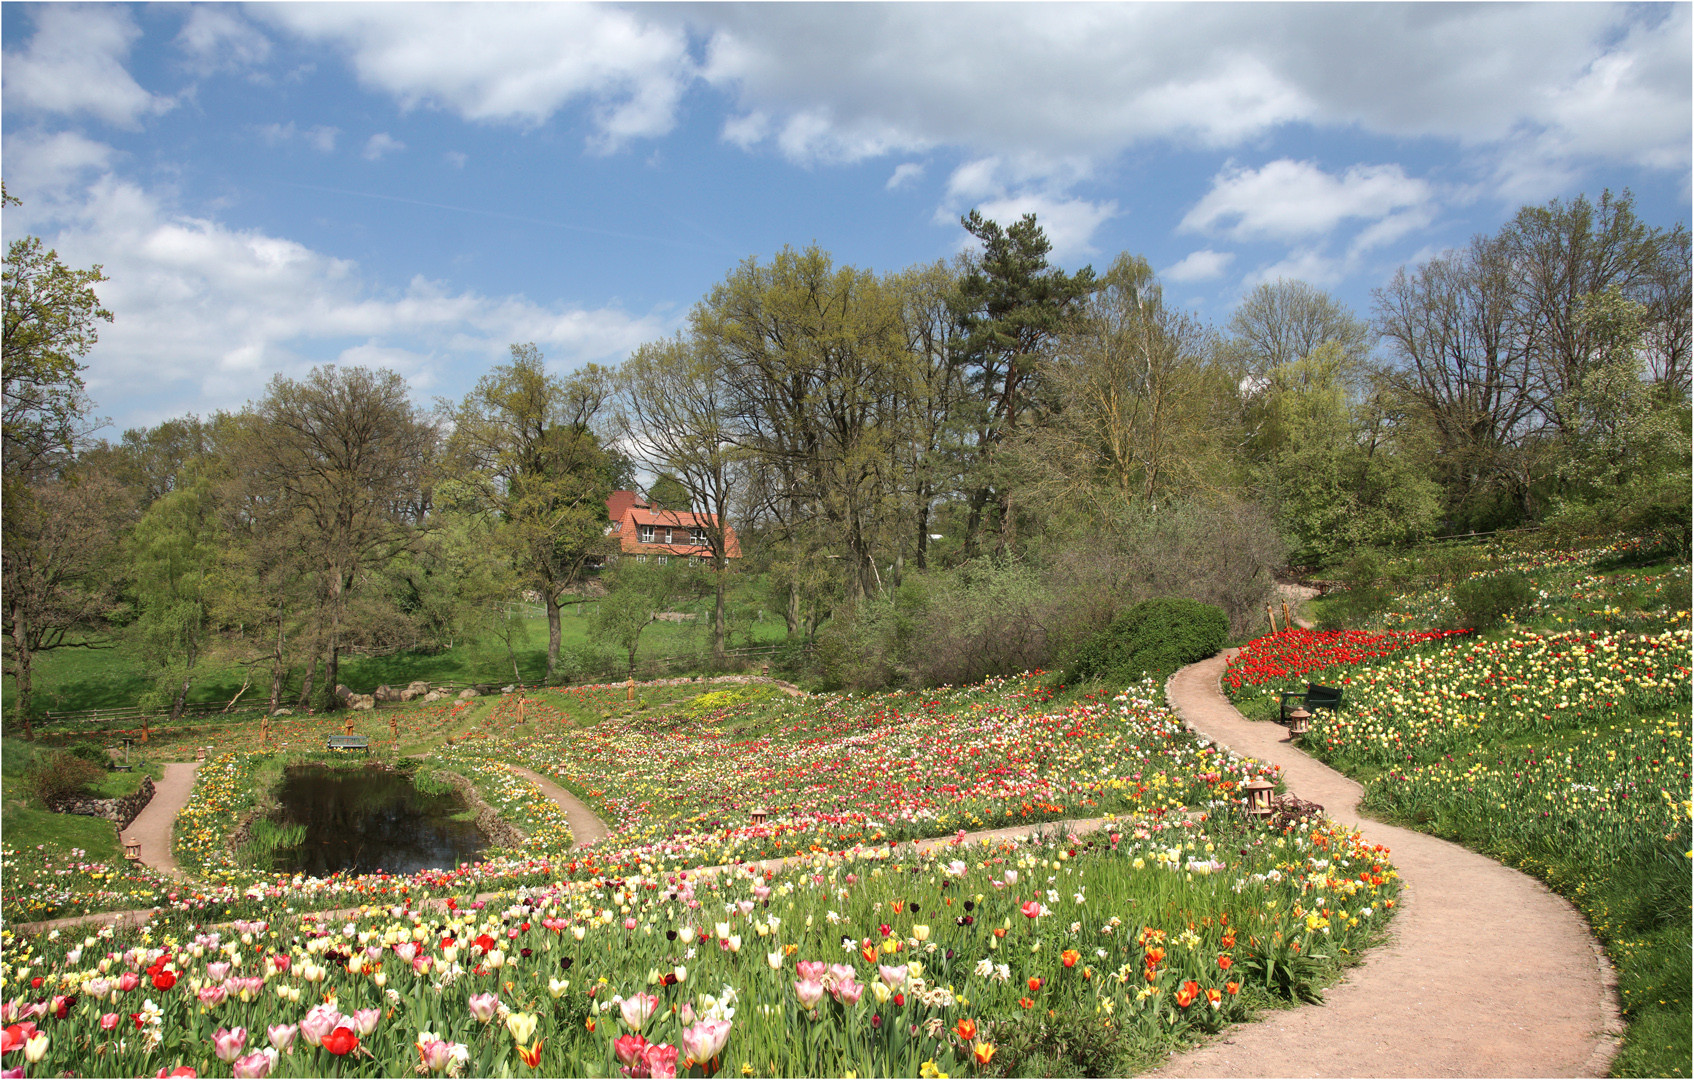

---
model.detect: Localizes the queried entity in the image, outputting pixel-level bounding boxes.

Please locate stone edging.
[46,777,158,833]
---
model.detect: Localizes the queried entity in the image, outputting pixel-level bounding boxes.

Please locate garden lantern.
[750,807,769,827]
[121,737,133,766]
[345,717,355,737]
[390,715,399,744]
[196,746,206,762]
[1288,707,1311,737]
[123,837,141,861]
[1243,779,1275,820]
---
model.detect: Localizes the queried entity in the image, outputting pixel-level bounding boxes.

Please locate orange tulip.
[955,1018,976,1042]
[1060,950,1080,968]
[973,1042,996,1066]
[517,1040,544,1068]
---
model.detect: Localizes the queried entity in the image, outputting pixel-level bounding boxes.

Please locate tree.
[1018,253,1228,515]
[128,475,222,721]
[949,211,1096,555]
[645,473,690,511]
[2,187,111,484]
[2,469,130,736]
[442,344,615,683]
[243,366,436,710]
[591,560,697,676]
[617,335,742,661]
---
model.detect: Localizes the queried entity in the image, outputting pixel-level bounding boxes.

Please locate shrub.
[32,752,106,806]
[986,1007,1137,1078]
[1451,571,1535,630]
[1066,597,1228,687]
[683,685,784,719]
[65,741,111,768]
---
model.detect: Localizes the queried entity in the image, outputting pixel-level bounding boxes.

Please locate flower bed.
[0,813,1397,1078]
[1223,629,1468,696]
[0,848,169,925]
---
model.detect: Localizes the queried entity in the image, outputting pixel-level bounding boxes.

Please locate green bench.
[1279,683,1343,723]
[326,735,370,752]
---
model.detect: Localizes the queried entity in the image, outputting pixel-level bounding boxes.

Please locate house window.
[690,528,707,545]
[692,555,707,566]
[639,526,655,544]
[664,528,674,544]
[656,555,669,566]
[636,554,648,564]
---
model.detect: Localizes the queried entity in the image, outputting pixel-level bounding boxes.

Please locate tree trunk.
[9,605,34,741]
[297,655,316,708]
[961,485,991,560]
[997,489,1017,554]
[169,677,191,723]
[893,553,903,590]
[785,581,800,639]
[545,590,563,684]
[268,621,286,714]
[318,573,347,713]
[915,502,931,572]
[712,563,727,664]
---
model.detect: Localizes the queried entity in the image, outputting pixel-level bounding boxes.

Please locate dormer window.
[690,528,707,545]
[639,525,655,544]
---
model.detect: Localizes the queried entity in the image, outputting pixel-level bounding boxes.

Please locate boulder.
[457,688,479,701]
[422,691,446,703]
[334,683,353,703]
[402,680,431,701]
[500,684,516,695]
[372,684,401,702]
[271,708,293,717]
[349,694,376,711]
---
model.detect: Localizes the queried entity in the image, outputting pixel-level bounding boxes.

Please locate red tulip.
[322,1027,359,1056]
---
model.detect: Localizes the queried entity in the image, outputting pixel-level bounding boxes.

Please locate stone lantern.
[1243,779,1276,820]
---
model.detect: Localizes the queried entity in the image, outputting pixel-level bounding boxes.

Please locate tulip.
[794,979,825,1009]
[213,1027,247,1062]
[833,976,865,1005]
[642,1042,679,1080]
[467,993,500,1023]
[680,1019,732,1065]
[973,1041,996,1066]
[298,1005,341,1048]
[766,952,783,970]
[613,1033,648,1066]
[517,1040,544,1068]
[99,1013,120,1032]
[155,1068,197,1078]
[267,1024,298,1053]
[548,978,571,999]
[351,1008,381,1036]
[23,1035,48,1063]
[232,1051,275,1079]
[417,1038,455,1073]
[118,972,141,992]
[619,993,658,1030]
[197,986,228,1007]
[877,964,907,988]
[207,962,231,982]
[796,960,826,981]
[322,1026,358,1056]
[505,1012,538,1045]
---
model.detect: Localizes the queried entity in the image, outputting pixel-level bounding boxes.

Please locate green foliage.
[683,685,784,719]
[64,741,109,767]
[987,1008,1138,1078]
[1313,550,1396,630]
[1450,571,1535,630]
[31,750,104,804]
[645,473,689,511]
[1067,597,1227,687]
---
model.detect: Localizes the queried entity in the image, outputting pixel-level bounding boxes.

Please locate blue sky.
[3,2,1689,434]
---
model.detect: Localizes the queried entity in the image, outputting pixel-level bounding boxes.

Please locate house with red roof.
[605,490,742,566]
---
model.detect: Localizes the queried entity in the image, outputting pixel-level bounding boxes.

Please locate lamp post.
[1288,707,1311,739]
[1243,779,1275,821]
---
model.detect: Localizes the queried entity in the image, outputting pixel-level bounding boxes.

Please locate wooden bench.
[1279,683,1343,723]
[326,735,371,752]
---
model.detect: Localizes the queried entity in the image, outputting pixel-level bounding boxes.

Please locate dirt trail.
[123,761,199,879]
[1149,650,1621,1079]
[505,764,610,847]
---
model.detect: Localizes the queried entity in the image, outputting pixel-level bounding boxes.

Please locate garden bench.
[326,735,371,752]
[1279,683,1343,723]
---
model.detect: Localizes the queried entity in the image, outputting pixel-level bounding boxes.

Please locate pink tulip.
[212,1027,247,1063]
[613,1033,648,1066]
[232,1051,274,1079]
[267,1024,297,1053]
[412,956,433,976]
[794,978,825,1009]
[351,1008,380,1036]
[680,1019,732,1065]
[619,993,658,1031]
[85,979,112,999]
[828,963,855,984]
[1,1068,22,1079]
[795,960,826,981]
[833,976,866,1005]
[394,942,418,963]
[467,993,500,1023]
[417,1038,455,1073]
[752,885,771,902]
[100,1013,120,1032]
[206,962,231,982]
[117,973,141,993]
[877,964,907,988]
[642,1042,679,1080]
[298,1005,341,1048]
[197,986,228,1007]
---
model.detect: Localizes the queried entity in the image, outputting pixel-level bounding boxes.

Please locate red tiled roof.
[605,491,741,558]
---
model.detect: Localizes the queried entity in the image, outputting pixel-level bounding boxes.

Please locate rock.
[500,684,516,695]
[334,683,353,702]
[422,691,446,703]
[457,688,479,701]
[372,684,401,702]
[349,694,376,711]
[403,680,431,701]
[271,708,293,717]
[471,683,499,696]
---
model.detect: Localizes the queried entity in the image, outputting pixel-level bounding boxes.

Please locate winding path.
[124,761,199,879]
[506,764,610,847]
[1150,651,1621,1079]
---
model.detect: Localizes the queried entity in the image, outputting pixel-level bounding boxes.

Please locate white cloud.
[3,164,670,429]
[444,150,469,169]
[363,133,406,161]
[1182,160,1436,243]
[886,163,925,190]
[259,4,695,152]
[1241,250,1344,291]
[2,5,173,128]
[258,122,340,153]
[175,7,271,76]
[934,157,1116,262]
[1163,249,1235,283]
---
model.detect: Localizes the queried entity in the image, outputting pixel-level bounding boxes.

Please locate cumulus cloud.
[258,4,695,151]
[258,122,340,153]
[2,5,174,128]
[933,158,1116,262]
[3,163,670,429]
[886,163,925,190]
[362,132,406,161]
[175,7,272,76]
[1181,159,1436,243]
[1163,249,1235,283]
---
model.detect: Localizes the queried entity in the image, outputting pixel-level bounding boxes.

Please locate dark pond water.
[264,765,490,877]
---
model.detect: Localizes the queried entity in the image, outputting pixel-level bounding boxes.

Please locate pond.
[260,764,491,877]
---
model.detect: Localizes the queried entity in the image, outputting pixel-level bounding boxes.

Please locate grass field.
[6,584,793,717]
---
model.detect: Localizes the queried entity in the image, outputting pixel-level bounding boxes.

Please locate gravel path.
[505,764,610,847]
[123,761,199,880]
[1149,650,1622,1079]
